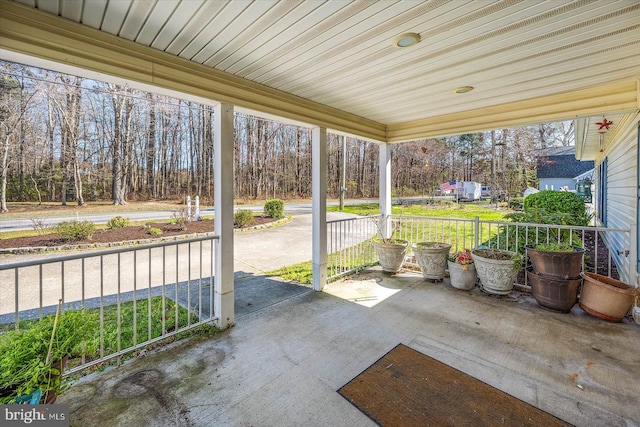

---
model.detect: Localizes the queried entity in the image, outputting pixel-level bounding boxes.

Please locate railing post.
[474,216,480,249]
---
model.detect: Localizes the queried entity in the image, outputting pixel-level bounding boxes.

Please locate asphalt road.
[0,199,384,232]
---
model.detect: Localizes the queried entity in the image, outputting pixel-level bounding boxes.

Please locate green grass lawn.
[2,296,209,364]
[270,202,510,284]
[328,201,507,221]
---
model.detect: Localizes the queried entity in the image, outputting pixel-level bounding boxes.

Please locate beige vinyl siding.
[596,112,640,284]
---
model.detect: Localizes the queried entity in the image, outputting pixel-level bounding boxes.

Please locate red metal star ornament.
[596,118,613,132]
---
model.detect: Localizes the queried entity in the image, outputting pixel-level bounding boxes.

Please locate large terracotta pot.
[373,240,409,273]
[526,245,584,279]
[527,267,581,312]
[471,249,519,295]
[412,242,451,281]
[579,273,636,322]
[447,260,476,290]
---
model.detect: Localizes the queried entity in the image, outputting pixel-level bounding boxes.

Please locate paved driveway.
[0,212,359,316]
[234,211,356,275]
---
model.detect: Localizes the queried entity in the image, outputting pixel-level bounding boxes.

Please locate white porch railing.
[327,215,631,284]
[0,236,218,376]
[327,215,380,280]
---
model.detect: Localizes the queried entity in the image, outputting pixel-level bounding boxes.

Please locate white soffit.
[4,0,640,138]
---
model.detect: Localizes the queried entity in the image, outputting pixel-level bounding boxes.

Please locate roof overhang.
[575,81,640,161]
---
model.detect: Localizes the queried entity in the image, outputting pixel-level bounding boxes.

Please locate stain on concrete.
[59,333,229,427]
[113,369,162,399]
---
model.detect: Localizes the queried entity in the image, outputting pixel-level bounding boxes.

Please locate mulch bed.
[0,216,277,249]
[339,344,572,427]
[583,230,619,278]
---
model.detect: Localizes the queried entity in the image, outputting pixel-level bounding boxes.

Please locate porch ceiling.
[1,0,639,142]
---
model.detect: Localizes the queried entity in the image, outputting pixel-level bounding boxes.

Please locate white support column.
[379,143,392,238]
[214,103,234,329]
[312,127,327,291]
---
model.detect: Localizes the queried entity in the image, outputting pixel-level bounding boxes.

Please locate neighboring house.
[536,146,594,192]
[576,111,640,286]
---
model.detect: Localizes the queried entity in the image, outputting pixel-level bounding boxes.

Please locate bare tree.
[0,66,37,212]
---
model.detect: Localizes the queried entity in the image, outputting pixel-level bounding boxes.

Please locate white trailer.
[455,181,482,201]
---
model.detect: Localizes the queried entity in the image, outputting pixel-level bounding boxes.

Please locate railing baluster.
[117,253,121,365]
[133,251,137,346]
[14,268,18,331]
[100,255,104,359]
[148,247,152,341]
[187,242,191,327]
[81,258,85,310]
[175,244,179,333]
[39,264,43,321]
[162,246,166,335]
[61,260,65,313]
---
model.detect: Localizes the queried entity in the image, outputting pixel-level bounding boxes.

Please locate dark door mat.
[338,344,572,426]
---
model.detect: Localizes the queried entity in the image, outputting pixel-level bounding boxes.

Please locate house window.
[597,157,607,226]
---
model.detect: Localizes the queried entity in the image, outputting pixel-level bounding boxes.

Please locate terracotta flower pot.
[526,245,584,279]
[412,242,451,281]
[579,273,636,322]
[374,240,409,273]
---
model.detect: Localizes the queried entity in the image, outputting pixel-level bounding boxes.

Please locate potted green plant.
[526,242,584,312]
[0,304,96,404]
[447,249,476,290]
[412,242,451,281]
[526,242,584,279]
[372,217,409,273]
[471,248,521,295]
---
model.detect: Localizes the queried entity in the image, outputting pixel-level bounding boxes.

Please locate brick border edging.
[0,216,290,255]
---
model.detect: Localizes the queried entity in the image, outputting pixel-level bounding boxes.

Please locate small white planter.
[471,249,518,295]
[447,260,476,290]
[412,242,451,281]
[374,240,409,273]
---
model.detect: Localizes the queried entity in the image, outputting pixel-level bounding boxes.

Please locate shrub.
[107,216,129,229]
[508,197,524,210]
[30,218,50,236]
[234,209,255,227]
[148,227,162,236]
[264,199,284,219]
[483,210,584,254]
[171,209,188,231]
[0,309,97,404]
[54,220,95,241]
[523,190,589,226]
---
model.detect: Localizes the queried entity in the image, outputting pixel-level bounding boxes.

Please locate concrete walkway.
[59,269,640,427]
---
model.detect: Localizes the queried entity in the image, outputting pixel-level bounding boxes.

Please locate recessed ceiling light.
[393,33,420,48]
[454,86,474,94]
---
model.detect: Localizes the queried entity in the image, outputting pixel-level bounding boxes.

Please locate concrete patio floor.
[59,268,640,427]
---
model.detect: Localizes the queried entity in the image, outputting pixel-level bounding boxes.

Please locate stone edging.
[0,216,291,255]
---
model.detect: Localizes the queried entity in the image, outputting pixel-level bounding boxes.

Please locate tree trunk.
[0,135,9,212]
